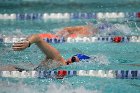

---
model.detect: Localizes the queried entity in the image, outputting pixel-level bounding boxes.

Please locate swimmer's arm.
[56,26,90,37]
[12,34,66,65]
[55,26,82,37]
[55,27,78,36]
[55,30,66,37]
[64,26,86,32]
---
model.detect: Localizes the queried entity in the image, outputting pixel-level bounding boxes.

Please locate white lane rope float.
[0,36,140,44]
[0,70,140,79]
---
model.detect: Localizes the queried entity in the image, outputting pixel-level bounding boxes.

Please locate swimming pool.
[0,0,140,93]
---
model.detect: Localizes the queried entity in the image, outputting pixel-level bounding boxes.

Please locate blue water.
[0,1,140,93]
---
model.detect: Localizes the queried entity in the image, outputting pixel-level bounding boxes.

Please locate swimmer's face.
[66,56,80,65]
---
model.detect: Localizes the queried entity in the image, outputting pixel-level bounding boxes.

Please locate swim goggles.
[71,56,77,62]
[66,56,77,65]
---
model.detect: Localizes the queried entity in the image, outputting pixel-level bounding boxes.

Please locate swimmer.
[37,24,97,41]
[55,24,97,38]
[40,21,128,39]
[38,24,97,40]
[0,34,90,71]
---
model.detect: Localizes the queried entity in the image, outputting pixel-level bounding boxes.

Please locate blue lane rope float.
[43,37,65,43]
[0,12,139,20]
[0,36,140,44]
[16,13,42,20]
[0,70,140,79]
[0,38,3,42]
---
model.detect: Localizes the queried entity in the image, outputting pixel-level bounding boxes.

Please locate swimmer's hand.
[12,40,30,51]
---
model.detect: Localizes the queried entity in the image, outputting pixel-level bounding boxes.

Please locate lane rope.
[0,70,140,79]
[0,36,140,43]
[0,12,139,20]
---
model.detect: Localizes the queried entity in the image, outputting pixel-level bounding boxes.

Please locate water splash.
[92,54,110,65]
[0,81,101,93]
[47,83,101,93]
[112,23,132,35]
[96,21,133,36]
[134,22,140,31]
[0,80,38,93]
[1,29,25,37]
[13,29,24,36]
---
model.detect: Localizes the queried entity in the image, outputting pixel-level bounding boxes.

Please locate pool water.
[0,1,140,93]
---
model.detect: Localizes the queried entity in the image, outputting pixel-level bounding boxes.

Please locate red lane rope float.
[113,36,122,43]
[57,70,67,79]
[137,12,140,18]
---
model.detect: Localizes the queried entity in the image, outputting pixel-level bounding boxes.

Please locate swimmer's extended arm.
[12,34,66,65]
[56,25,97,37]
[64,26,97,36]
[64,26,87,33]
[55,26,86,37]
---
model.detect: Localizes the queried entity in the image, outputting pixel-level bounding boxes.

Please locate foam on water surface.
[0,80,101,93]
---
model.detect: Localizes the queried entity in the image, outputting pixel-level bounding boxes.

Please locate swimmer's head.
[66,54,90,65]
